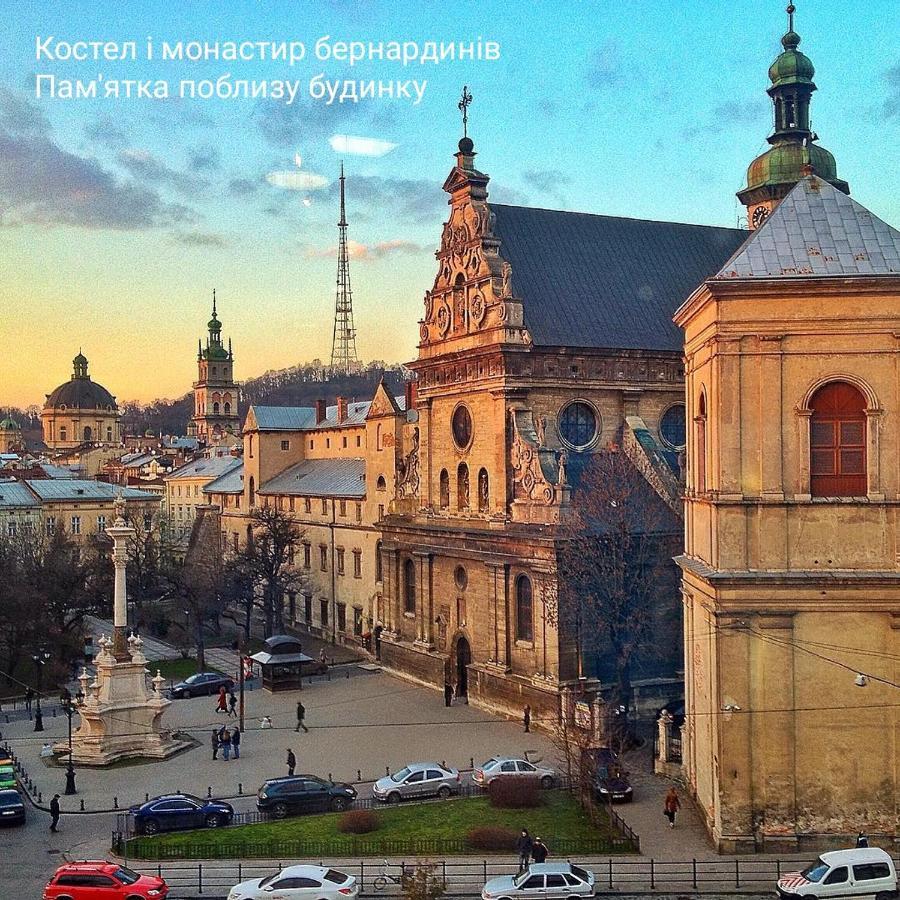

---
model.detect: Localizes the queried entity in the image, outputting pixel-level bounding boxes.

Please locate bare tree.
[551,449,681,747]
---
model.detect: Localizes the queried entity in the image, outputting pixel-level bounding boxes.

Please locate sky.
[0,0,897,407]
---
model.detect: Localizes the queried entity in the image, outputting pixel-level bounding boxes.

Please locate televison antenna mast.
[330,162,359,372]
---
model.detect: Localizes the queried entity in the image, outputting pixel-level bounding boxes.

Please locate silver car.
[372,762,460,803]
[482,863,595,900]
[228,865,358,900]
[474,756,556,789]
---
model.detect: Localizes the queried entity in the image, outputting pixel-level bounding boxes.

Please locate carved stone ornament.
[420,323,430,343]
[509,409,561,506]
[436,302,451,337]
[396,427,421,498]
[501,260,513,298]
[470,292,486,327]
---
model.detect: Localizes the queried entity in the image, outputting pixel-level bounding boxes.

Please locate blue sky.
[1,0,897,405]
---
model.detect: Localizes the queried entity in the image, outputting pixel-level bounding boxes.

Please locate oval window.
[452,405,473,450]
[454,565,468,591]
[659,404,686,450]
[558,401,599,451]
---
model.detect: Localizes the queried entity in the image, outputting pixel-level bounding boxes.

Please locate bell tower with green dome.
[190,289,240,446]
[738,3,849,229]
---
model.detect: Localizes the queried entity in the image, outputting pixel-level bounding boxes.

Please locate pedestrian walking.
[319,647,328,667]
[286,748,296,776]
[515,828,533,873]
[216,685,228,713]
[220,726,232,761]
[523,704,531,733]
[295,700,308,733]
[232,725,241,759]
[49,794,60,832]
[531,837,548,864]
[444,682,453,707]
[664,786,681,828]
[211,728,220,760]
[259,715,273,729]
[24,687,33,712]
[228,690,238,717]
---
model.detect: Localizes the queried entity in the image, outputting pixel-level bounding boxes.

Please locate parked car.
[0,763,16,790]
[373,762,460,803]
[482,863,595,900]
[592,760,633,803]
[129,793,234,835]
[227,865,358,900]
[0,789,25,826]
[776,847,897,900]
[256,775,357,818]
[169,672,234,699]
[43,861,168,899]
[473,757,556,789]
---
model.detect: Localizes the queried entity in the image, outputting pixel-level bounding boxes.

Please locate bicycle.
[373,860,404,891]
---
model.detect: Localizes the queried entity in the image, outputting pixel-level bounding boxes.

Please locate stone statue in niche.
[396,428,420,498]
[459,465,470,509]
[557,450,568,487]
[535,415,546,447]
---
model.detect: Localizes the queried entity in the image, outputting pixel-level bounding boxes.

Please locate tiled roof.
[0,481,40,508]
[490,204,747,352]
[204,462,244,495]
[24,480,160,502]
[714,175,900,279]
[167,455,241,481]
[259,458,366,498]
[249,398,405,433]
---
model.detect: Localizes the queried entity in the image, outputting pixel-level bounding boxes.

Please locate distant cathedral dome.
[45,352,117,412]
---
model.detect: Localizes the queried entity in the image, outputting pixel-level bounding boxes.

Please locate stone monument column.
[105,493,135,660]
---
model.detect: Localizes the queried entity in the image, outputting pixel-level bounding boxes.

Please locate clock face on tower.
[751,205,770,228]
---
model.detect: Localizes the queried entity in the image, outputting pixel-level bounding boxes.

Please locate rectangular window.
[353,549,362,578]
[320,599,329,627]
[233,533,239,553]
[342,436,347,449]
[304,497,312,514]
[336,547,345,575]
[378,503,384,521]
[46,516,56,535]
[303,542,311,569]
[320,545,327,571]
[321,499,328,515]
[337,602,346,633]
[355,502,362,523]
[289,496,295,511]
[7,521,16,536]
[281,440,290,451]
[356,435,361,448]
[309,440,314,450]
[326,438,330,449]
[287,591,297,622]
[288,545,295,566]
[339,500,347,517]
[70,515,81,535]
[97,515,106,532]
[353,606,363,635]
[304,594,312,624]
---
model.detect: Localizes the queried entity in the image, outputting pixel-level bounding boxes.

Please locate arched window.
[439,469,450,509]
[106,426,113,442]
[248,475,256,507]
[457,464,470,510]
[83,426,92,441]
[213,402,220,415]
[404,558,416,613]
[515,575,533,642]
[60,426,67,442]
[695,392,707,493]
[810,381,867,497]
[376,423,382,451]
[376,475,386,492]
[224,402,231,415]
[375,541,383,582]
[477,468,489,513]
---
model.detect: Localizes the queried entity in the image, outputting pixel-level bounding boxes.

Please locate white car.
[473,756,556,789]
[482,863,595,900]
[776,847,897,900]
[228,865,358,900]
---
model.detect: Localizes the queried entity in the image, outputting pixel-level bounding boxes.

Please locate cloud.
[680,97,768,141]
[305,238,428,261]
[265,169,329,191]
[172,231,228,248]
[586,41,624,89]
[0,87,195,230]
[522,168,572,197]
[883,64,900,118]
[117,148,208,194]
[488,185,530,206]
[329,134,398,157]
[229,177,261,197]
[330,174,443,224]
[84,114,129,150]
[189,144,220,172]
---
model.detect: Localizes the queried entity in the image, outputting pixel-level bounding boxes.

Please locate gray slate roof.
[259,458,366,498]
[490,204,746,352]
[204,462,244,495]
[0,481,40,509]
[715,176,900,279]
[168,455,241,481]
[249,398,405,433]
[24,480,159,502]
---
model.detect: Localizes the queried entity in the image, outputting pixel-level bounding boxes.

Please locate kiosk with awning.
[250,635,325,692]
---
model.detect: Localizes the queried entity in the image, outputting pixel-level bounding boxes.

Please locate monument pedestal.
[60,634,191,766]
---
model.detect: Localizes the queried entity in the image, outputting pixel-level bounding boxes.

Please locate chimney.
[405,381,417,411]
[337,396,348,423]
[315,399,326,424]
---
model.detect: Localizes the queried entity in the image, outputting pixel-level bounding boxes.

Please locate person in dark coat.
[49,794,60,832]
[515,829,533,873]
[211,728,220,760]
[286,748,296,776]
[531,837,548,863]
[228,691,238,718]
[523,705,531,733]
[295,700,308,733]
[444,683,453,707]
[232,726,241,759]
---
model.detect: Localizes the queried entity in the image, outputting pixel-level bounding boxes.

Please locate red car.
[44,862,167,900]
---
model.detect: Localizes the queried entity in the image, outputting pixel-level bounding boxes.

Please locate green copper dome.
[204,344,229,361]
[0,416,20,431]
[745,141,840,194]
[208,314,222,333]
[768,32,815,86]
[73,351,88,367]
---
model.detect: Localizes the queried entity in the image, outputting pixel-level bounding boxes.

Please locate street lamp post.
[61,695,77,795]
[32,651,50,733]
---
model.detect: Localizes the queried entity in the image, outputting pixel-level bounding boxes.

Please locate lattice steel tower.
[330,163,359,372]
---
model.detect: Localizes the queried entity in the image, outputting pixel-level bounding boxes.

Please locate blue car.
[130,792,234,835]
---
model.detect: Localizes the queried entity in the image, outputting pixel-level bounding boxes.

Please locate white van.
[777,848,898,900]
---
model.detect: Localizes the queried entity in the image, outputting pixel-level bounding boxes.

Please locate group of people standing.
[211,724,241,760]
[515,830,549,872]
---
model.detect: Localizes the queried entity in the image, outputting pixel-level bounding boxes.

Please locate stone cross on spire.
[458,85,473,138]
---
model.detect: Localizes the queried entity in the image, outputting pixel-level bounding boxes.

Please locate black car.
[169,672,234,699]
[0,789,25,826]
[592,762,634,803]
[129,793,234,835]
[257,775,357,819]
